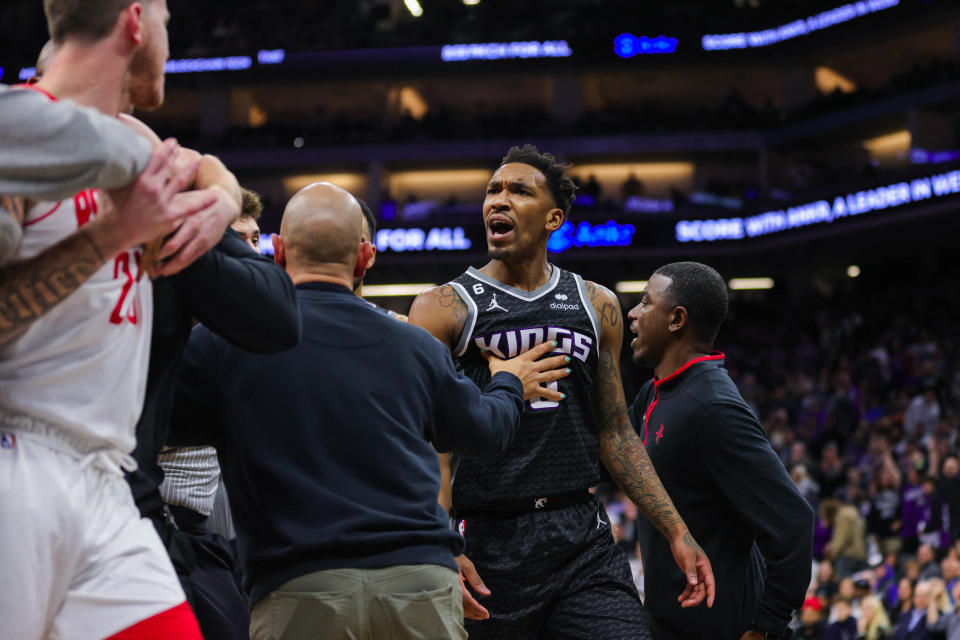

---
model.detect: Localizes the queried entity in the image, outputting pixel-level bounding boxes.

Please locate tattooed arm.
[408,284,468,352]
[585,280,716,608]
[0,141,209,345]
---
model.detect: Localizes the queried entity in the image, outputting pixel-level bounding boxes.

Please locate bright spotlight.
[847,265,861,278]
[728,278,774,290]
[405,0,423,17]
[614,281,648,293]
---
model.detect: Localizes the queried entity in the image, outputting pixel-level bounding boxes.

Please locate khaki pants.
[250,564,466,640]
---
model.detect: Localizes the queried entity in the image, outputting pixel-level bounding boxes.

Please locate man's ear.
[354,241,374,279]
[272,234,286,267]
[545,208,565,233]
[122,3,145,46]
[365,243,377,271]
[668,306,689,333]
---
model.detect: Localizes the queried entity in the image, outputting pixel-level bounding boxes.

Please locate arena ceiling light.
[614,281,648,293]
[404,0,424,17]
[463,0,481,4]
[362,284,436,297]
[728,278,775,290]
[847,265,861,278]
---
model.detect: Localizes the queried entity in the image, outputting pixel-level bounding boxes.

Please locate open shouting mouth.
[487,215,516,241]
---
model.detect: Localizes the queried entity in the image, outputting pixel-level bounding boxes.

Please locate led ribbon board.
[675,169,960,243]
[441,41,572,62]
[376,227,472,253]
[702,0,899,51]
[548,221,636,253]
[614,35,678,58]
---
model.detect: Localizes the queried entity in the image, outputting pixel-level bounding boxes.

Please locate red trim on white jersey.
[23,201,61,228]
[105,601,202,639]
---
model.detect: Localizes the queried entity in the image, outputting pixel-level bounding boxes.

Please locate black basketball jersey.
[448,265,602,509]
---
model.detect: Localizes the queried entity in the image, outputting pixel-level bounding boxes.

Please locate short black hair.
[357,198,377,240]
[654,261,729,345]
[501,144,577,215]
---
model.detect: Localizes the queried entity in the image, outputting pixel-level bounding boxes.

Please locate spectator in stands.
[795,464,822,508]
[917,545,942,582]
[941,457,960,543]
[893,579,915,627]
[857,594,892,640]
[797,597,827,640]
[868,461,903,557]
[821,443,849,499]
[919,478,947,550]
[927,580,960,639]
[904,388,940,438]
[825,596,858,640]
[817,560,840,601]
[903,468,929,555]
[892,579,936,640]
[823,498,868,578]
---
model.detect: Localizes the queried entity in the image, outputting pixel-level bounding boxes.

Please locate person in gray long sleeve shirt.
[0,84,152,200]
[0,83,158,269]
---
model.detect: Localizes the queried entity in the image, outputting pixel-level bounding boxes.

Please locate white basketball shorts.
[0,411,187,639]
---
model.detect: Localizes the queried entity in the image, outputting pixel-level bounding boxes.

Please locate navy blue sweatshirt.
[628,355,814,640]
[169,282,525,604]
[128,228,300,517]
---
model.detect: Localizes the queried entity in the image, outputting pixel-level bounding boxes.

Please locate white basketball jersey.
[0,187,152,453]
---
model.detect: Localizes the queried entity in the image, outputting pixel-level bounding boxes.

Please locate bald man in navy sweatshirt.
[626,262,813,640]
[169,182,571,640]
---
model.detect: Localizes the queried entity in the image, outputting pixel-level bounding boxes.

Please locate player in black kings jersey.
[409,145,715,639]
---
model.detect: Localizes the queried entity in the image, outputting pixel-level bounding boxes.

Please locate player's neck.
[37,41,129,116]
[654,343,712,381]
[480,257,552,292]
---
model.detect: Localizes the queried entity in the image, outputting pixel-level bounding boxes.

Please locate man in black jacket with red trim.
[626,261,813,640]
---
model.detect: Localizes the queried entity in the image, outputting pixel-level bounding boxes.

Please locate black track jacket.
[628,354,813,640]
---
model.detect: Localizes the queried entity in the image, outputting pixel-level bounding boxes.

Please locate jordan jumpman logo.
[486,293,508,312]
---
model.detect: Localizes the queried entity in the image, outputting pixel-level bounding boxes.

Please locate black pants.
[459,495,653,640]
[168,504,250,640]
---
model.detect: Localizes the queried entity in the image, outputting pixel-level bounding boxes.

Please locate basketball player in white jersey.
[0,0,240,636]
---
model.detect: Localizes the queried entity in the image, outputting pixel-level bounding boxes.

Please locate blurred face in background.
[898,578,913,604]
[833,600,852,622]
[231,216,261,252]
[801,606,822,626]
[838,577,855,599]
[914,582,931,609]
[944,457,960,478]
[818,561,835,584]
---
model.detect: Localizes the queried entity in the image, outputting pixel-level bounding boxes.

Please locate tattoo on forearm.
[585,281,620,329]
[683,531,705,556]
[0,229,105,337]
[595,348,685,536]
[437,284,468,325]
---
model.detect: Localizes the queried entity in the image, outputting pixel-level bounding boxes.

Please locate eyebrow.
[487,179,535,190]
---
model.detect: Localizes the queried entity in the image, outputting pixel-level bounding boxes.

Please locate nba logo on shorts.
[0,433,15,449]
[458,519,466,537]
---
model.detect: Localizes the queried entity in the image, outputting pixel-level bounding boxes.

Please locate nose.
[626,304,640,322]
[487,188,510,212]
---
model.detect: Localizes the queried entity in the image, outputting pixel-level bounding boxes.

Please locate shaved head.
[280,182,364,273]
